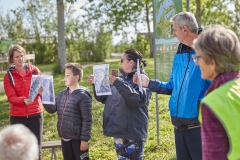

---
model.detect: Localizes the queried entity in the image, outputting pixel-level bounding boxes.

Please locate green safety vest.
[199,78,240,160]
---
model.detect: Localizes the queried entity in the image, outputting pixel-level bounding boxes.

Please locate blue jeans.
[114,138,144,160]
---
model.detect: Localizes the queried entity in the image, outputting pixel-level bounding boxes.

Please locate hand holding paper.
[88,75,94,84]
[23,98,33,106]
[38,86,43,96]
[108,74,117,85]
[133,73,150,88]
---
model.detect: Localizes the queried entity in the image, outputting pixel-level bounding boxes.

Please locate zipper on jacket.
[175,52,190,126]
[60,93,70,138]
[22,76,28,117]
[14,69,28,117]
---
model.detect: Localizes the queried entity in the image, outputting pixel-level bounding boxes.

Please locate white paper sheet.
[29,75,55,104]
[93,64,112,96]
[29,75,44,101]
[137,59,143,93]
[41,75,55,104]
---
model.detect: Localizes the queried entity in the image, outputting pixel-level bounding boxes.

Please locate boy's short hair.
[65,63,83,82]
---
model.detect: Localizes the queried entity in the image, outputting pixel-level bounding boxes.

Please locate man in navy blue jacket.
[133,12,210,160]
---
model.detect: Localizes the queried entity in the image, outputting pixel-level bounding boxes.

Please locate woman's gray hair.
[170,12,198,34]
[193,25,240,74]
[0,124,39,160]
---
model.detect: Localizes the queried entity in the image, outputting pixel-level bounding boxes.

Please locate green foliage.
[82,0,152,32]
[0,59,176,159]
[0,0,59,63]
[37,63,56,73]
[53,61,63,74]
[113,32,136,53]
[113,42,135,53]
[0,0,116,64]
[92,26,113,62]
[0,92,8,127]
[80,0,153,57]
[183,0,240,37]
[135,34,150,57]
[0,73,4,81]
[113,33,150,58]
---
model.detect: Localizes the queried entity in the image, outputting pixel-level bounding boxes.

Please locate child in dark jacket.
[43,63,92,160]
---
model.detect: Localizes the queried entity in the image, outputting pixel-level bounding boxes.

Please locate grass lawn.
[0,58,176,160]
[0,72,4,81]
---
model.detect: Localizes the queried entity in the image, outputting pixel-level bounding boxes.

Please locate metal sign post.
[152,0,182,146]
[187,0,190,11]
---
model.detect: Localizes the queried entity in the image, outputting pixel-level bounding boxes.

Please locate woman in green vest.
[192,25,240,160]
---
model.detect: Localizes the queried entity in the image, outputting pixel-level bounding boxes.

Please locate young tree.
[56,0,67,72]
[93,26,113,62]
[135,34,150,57]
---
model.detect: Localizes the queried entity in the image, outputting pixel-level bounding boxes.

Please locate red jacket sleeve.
[4,73,26,106]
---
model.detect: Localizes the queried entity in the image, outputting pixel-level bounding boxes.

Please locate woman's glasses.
[192,54,202,63]
[120,58,129,63]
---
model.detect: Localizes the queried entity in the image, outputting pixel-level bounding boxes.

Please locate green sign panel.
[1,40,18,54]
[153,0,182,81]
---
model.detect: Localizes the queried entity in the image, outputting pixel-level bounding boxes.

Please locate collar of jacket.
[8,63,29,72]
[177,43,193,53]
[119,67,147,79]
[66,86,89,94]
[7,63,29,86]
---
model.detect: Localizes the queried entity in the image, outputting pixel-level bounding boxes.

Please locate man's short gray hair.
[170,12,198,34]
[0,124,39,160]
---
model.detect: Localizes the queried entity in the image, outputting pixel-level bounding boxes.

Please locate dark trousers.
[174,127,202,160]
[10,113,43,160]
[61,139,89,160]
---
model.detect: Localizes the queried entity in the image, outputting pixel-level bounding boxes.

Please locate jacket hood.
[66,86,92,98]
[7,64,37,86]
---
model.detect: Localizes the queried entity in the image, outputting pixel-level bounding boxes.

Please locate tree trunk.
[145,3,153,58]
[195,0,202,27]
[57,0,67,72]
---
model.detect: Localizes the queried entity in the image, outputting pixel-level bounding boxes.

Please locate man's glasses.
[120,58,129,63]
[192,54,202,63]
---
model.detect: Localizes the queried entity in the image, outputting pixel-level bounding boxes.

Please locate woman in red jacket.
[3,45,44,160]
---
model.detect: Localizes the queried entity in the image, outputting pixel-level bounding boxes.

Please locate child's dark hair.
[65,63,83,82]
[124,49,147,69]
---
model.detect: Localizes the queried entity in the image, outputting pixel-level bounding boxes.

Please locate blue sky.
[0,0,86,19]
[0,0,23,12]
